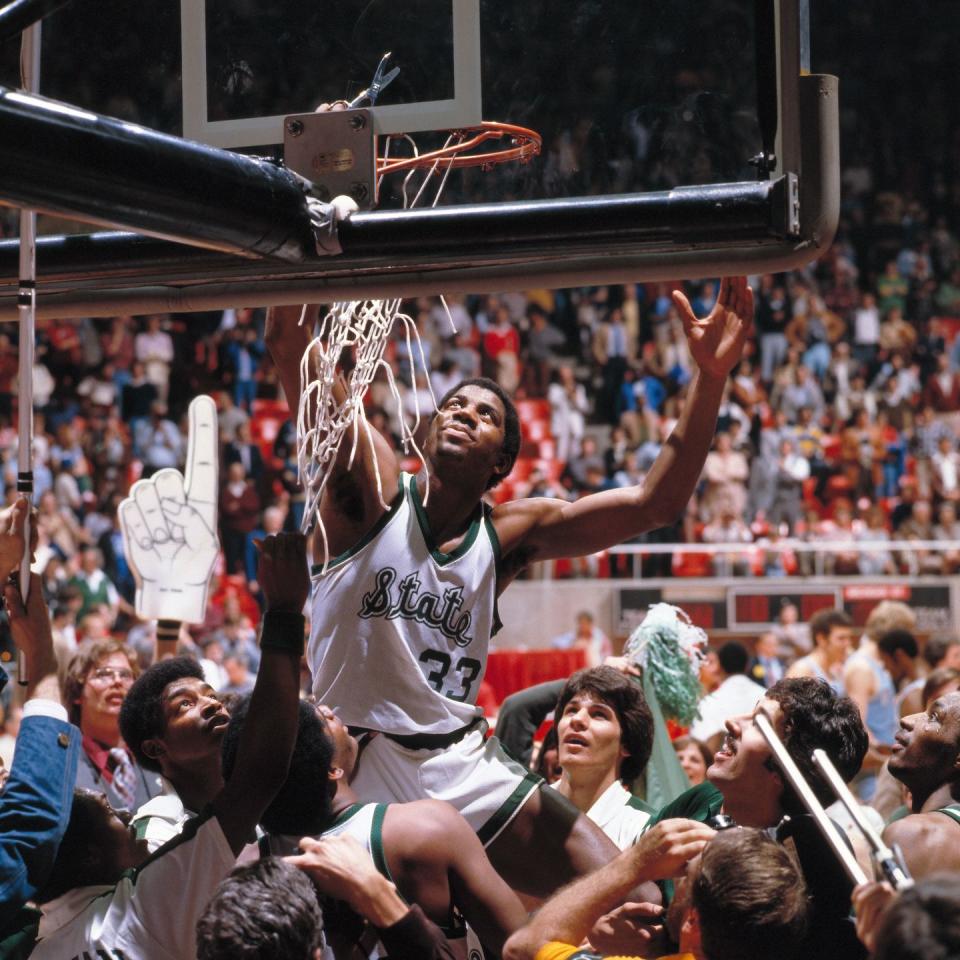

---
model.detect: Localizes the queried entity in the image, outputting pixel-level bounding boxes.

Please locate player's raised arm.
[212,532,307,853]
[265,303,400,554]
[495,277,753,563]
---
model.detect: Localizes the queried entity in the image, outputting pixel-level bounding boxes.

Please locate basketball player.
[265,276,752,894]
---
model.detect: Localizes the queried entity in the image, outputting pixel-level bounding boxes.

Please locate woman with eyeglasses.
[63,639,163,811]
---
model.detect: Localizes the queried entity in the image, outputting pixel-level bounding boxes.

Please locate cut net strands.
[297,299,434,569]
[296,130,472,569]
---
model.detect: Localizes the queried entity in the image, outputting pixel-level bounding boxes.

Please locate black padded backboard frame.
[0,0,836,319]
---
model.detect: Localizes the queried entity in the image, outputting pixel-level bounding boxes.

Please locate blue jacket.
[0,669,81,931]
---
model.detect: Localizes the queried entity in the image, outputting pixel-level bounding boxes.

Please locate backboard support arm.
[0,21,837,319]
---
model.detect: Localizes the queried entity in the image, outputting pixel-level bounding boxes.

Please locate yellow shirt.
[535,943,694,960]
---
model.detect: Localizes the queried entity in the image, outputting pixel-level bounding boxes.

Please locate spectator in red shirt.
[482,304,521,394]
[219,463,261,575]
[923,353,960,413]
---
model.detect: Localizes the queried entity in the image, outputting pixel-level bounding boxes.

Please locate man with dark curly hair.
[645,677,869,960]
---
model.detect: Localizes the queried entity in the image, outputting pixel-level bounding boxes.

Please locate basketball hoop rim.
[376,121,541,175]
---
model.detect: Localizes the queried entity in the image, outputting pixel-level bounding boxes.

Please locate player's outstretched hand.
[633,819,716,880]
[257,532,309,614]
[119,395,219,624]
[672,276,753,380]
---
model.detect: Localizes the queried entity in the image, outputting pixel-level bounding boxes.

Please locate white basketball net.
[296,298,441,568]
[296,133,468,569]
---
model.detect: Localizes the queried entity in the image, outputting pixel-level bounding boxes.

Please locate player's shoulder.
[884,810,954,844]
[843,654,874,680]
[385,798,470,847]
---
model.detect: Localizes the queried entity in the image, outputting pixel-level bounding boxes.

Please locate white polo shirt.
[32,811,234,960]
[130,776,198,854]
[551,780,652,850]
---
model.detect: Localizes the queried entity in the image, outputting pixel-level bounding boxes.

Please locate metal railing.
[604,538,960,579]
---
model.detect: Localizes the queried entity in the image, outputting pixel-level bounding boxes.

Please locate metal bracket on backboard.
[283,108,377,210]
[786,172,800,236]
[769,172,801,238]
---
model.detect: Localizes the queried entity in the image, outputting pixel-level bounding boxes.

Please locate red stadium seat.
[671,552,712,577]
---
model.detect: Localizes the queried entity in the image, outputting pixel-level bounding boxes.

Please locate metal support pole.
[812,749,913,891]
[15,22,41,685]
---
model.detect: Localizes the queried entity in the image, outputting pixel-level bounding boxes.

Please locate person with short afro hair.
[119,656,206,772]
[119,655,230,851]
[220,696,335,837]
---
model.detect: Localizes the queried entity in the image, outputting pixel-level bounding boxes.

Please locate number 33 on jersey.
[309,474,501,736]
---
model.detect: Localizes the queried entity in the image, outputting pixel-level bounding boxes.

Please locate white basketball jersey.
[310,473,501,735]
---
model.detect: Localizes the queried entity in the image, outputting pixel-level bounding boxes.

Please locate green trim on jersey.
[644,782,724,831]
[476,770,542,847]
[311,478,407,576]
[370,804,393,882]
[626,794,656,815]
[409,474,483,566]
[131,806,217,882]
[326,803,366,831]
[935,802,960,826]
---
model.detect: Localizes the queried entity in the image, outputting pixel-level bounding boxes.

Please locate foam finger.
[154,468,187,506]
[184,395,219,522]
[177,502,218,552]
[119,498,154,565]
[133,480,171,543]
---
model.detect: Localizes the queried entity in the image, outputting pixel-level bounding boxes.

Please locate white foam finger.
[119,499,153,567]
[184,395,219,524]
[154,468,187,505]
[133,479,171,543]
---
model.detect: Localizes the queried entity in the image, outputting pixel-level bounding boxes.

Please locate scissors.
[348,52,400,108]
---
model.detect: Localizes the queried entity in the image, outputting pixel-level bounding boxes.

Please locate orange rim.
[377,121,541,175]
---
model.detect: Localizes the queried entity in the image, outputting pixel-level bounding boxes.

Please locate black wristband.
[259,610,306,656]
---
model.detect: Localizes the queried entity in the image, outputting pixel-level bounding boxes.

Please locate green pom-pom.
[623,603,707,725]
